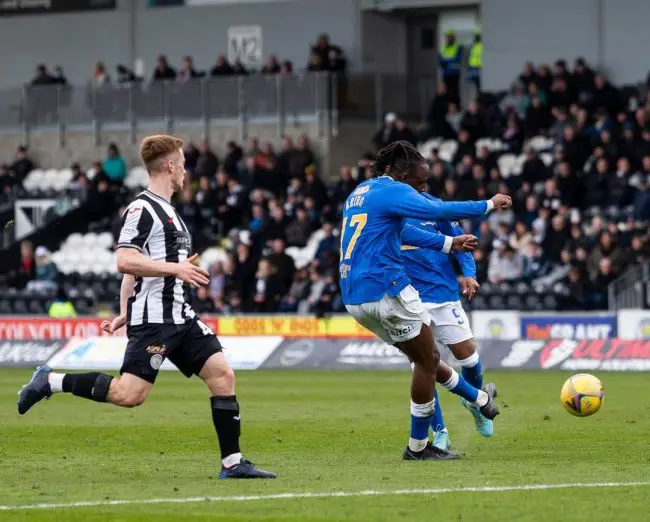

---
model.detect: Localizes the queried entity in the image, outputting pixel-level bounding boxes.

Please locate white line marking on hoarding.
[1,481,648,511]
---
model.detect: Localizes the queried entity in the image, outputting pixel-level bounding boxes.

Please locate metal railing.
[0,72,445,144]
[0,73,333,144]
[608,262,650,310]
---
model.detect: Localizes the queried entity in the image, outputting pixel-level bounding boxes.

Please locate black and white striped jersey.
[117,190,195,326]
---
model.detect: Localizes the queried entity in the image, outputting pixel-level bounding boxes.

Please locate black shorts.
[121,318,223,384]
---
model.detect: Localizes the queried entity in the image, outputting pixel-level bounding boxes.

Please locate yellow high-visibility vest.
[441,42,460,60]
[48,301,77,318]
[468,42,483,68]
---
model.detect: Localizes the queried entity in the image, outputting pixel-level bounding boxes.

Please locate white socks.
[408,438,428,452]
[222,452,242,468]
[474,390,489,408]
[410,400,435,418]
[457,352,480,368]
[48,373,65,393]
[440,370,459,391]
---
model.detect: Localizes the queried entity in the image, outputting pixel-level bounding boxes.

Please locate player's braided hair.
[370,140,425,180]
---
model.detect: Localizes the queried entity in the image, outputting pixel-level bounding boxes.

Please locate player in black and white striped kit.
[17,135,276,479]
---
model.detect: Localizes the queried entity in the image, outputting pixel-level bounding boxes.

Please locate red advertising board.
[0,317,219,340]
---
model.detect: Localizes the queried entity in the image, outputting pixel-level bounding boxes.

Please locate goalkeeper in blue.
[339,141,511,461]
[401,184,493,452]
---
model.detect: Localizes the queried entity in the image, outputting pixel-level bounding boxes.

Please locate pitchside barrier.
[0,312,649,371]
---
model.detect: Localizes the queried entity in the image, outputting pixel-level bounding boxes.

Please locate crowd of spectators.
[406,57,649,310]
[29,33,346,90]
[9,54,650,313]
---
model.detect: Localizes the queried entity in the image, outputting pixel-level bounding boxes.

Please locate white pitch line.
[1,481,648,512]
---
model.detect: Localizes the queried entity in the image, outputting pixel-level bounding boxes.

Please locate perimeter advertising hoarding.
[45,336,282,371]
[261,339,650,371]
[0,1,116,16]
[520,314,617,340]
[0,340,64,367]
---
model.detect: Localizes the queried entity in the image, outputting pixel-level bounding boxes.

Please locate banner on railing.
[520,313,617,340]
[0,0,116,16]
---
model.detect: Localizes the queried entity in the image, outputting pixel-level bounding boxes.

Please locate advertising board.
[520,314,617,340]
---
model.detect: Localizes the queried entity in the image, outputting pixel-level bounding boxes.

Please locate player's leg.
[348,286,458,460]
[169,319,275,479]
[17,324,178,414]
[432,302,494,436]
[430,387,450,450]
[449,339,483,390]
[17,364,152,414]
[436,361,498,419]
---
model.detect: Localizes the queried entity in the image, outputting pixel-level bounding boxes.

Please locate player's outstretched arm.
[389,184,511,221]
[401,224,477,253]
[116,249,209,286]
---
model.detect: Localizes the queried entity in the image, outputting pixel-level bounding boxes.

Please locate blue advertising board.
[521,314,617,340]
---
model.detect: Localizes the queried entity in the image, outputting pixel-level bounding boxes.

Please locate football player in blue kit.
[400,170,494,452]
[339,141,512,460]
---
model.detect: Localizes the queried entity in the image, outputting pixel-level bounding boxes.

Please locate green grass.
[0,370,648,521]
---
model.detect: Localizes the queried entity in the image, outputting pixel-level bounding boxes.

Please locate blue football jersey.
[339,176,488,305]
[401,212,477,303]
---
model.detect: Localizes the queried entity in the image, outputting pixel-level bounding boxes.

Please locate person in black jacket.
[152,55,176,81]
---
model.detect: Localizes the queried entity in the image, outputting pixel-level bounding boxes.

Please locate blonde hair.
[139,135,183,172]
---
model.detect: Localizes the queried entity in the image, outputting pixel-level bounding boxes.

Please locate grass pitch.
[0,369,648,521]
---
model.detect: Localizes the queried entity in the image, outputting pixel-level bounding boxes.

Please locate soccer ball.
[560,374,604,417]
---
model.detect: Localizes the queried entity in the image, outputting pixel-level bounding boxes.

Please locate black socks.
[62,373,113,402]
[210,395,241,459]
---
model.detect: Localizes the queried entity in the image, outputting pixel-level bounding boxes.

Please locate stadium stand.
[2,53,650,315]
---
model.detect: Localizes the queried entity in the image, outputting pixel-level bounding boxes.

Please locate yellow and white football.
[560,373,604,417]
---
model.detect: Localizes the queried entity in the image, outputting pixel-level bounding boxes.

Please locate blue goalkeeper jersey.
[401,192,477,304]
[339,176,489,305]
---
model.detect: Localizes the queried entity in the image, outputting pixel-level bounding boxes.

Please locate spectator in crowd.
[34,246,58,283]
[208,261,226,302]
[250,259,281,312]
[438,28,462,100]
[10,145,35,182]
[587,232,626,280]
[262,55,281,74]
[268,238,296,294]
[48,287,76,318]
[153,55,176,81]
[31,64,54,85]
[298,268,326,314]
[211,56,234,76]
[314,222,338,266]
[52,66,68,85]
[191,285,218,314]
[0,163,17,194]
[194,140,219,179]
[178,56,201,83]
[285,206,313,247]
[222,141,244,177]
[394,119,417,146]
[373,113,399,150]
[116,64,138,84]
[92,61,110,87]
[11,241,36,289]
[102,143,127,185]
[280,268,310,312]
[488,241,524,284]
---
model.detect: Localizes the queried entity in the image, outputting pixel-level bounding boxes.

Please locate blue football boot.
[17,365,53,415]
